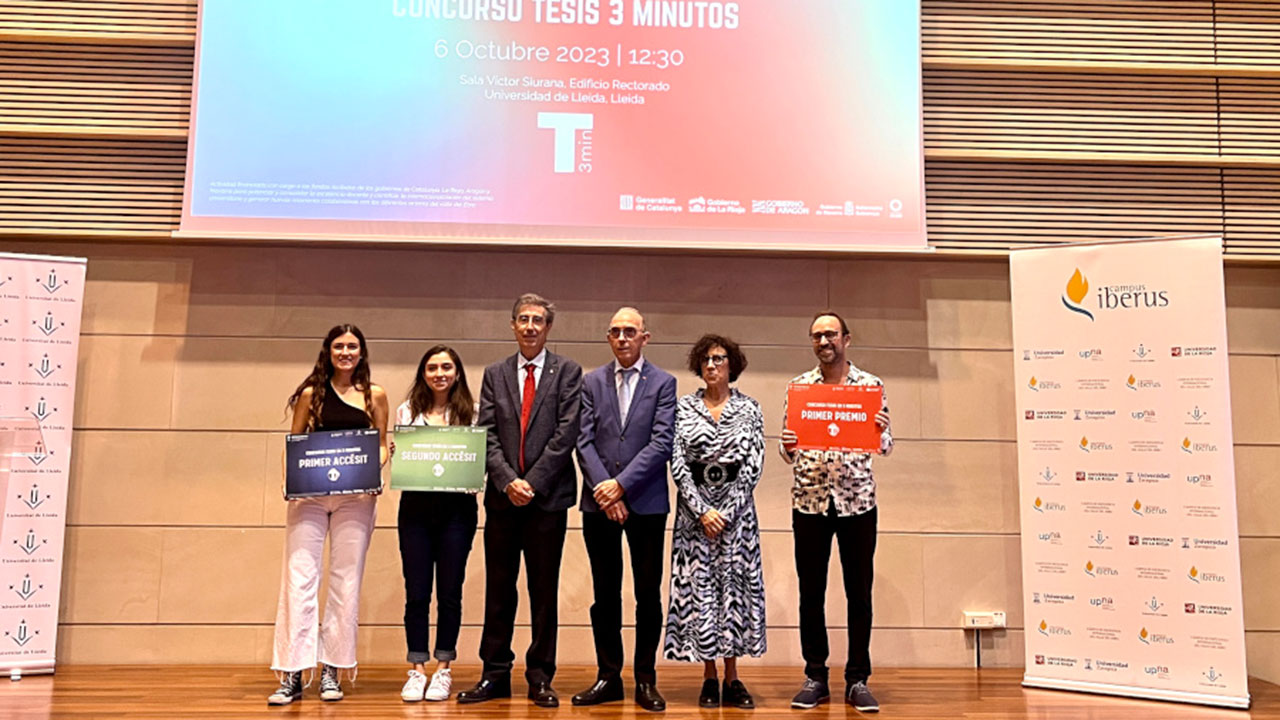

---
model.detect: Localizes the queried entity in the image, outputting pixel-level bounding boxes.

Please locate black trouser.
[793,505,877,684]
[582,510,667,684]
[478,504,568,685]
[398,492,477,663]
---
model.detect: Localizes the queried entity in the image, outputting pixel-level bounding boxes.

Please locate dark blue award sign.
[285,428,381,499]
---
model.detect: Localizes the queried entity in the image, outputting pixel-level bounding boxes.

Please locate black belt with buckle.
[689,461,740,488]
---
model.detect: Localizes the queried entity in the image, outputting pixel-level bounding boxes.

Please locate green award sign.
[390,425,486,492]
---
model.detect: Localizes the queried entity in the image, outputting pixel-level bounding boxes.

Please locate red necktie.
[519,363,536,475]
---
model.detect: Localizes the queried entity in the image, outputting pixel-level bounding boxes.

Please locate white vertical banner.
[1011,236,1248,709]
[0,252,86,676]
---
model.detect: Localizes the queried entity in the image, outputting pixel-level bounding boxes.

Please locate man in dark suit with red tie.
[458,293,582,708]
[571,307,676,712]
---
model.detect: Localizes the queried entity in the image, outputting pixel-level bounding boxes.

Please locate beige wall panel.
[82,254,189,336]
[1225,266,1280,356]
[168,337,313,432]
[260,432,288,526]
[74,335,178,429]
[268,248,827,345]
[57,625,261,665]
[828,259,1013,351]
[1240,538,1280,632]
[922,535,1023,629]
[877,441,1019,535]
[68,430,267,526]
[1235,445,1280,538]
[1228,355,1280,446]
[59,527,162,624]
[156,528,283,623]
[1246,631,1280,687]
[920,350,1016,441]
[180,246,279,337]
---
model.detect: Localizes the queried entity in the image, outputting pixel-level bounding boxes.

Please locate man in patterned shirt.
[780,310,892,713]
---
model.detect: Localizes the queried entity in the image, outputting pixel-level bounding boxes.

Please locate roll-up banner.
[0,253,87,677]
[1011,236,1249,709]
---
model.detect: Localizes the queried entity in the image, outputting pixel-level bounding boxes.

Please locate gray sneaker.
[790,678,830,709]
[846,681,878,712]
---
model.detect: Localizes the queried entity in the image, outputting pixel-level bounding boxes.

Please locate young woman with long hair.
[394,345,480,702]
[267,324,388,706]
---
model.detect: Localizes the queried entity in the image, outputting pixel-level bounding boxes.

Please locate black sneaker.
[791,678,830,709]
[267,671,302,705]
[846,681,879,712]
[722,679,754,709]
[319,664,344,702]
[698,678,720,708]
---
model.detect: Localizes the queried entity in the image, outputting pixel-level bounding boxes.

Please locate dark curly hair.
[687,333,747,383]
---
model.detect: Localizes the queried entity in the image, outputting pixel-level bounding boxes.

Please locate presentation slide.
[179,1,926,250]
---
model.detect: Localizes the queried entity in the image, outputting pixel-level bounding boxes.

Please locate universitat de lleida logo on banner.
[1021,261,1242,695]
[0,264,79,656]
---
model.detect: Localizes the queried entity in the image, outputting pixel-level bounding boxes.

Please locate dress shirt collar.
[519,348,547,372]
[614,355,645,376]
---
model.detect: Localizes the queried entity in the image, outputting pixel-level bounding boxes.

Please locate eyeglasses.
[515,313,547,327]
[703,354,729,367]
[608,326,641,339]
[809,330,844,343]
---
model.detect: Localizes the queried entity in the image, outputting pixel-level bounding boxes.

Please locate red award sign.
[785,384,883,453]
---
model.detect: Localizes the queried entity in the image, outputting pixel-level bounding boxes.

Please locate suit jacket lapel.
[505,354,522,420]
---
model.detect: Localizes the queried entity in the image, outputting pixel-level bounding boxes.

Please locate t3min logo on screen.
[538,112,594,173]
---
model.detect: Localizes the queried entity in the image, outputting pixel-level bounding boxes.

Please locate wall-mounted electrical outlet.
[962,611,1006,629]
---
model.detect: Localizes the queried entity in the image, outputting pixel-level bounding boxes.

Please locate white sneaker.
[425,667,452,702]
[401,669,428,702]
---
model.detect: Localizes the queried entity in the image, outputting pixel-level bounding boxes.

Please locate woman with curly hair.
[268,324,388,706]
[663,334,767,710]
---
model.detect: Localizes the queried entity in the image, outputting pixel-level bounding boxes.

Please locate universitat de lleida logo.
[1061,268,1170,321]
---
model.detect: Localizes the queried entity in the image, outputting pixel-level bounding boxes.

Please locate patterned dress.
[663,388,767,661]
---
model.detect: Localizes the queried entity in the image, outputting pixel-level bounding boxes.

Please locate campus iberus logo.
[1062,269,1093,320]
[1061,267,1170,320]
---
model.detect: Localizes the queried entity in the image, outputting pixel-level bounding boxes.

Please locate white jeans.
[271,493,377,672]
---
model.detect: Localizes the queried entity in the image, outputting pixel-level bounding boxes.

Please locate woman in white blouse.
[394,345,479,702]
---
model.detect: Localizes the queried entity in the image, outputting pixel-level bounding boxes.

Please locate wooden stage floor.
[0,665,1276,719]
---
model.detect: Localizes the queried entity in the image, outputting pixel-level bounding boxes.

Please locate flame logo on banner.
[1029,376,1038,390]
[1062,269,1094,320]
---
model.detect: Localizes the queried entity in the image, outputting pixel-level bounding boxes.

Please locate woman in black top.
[267,324,388,706]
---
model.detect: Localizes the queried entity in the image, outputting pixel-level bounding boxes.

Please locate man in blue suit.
[572,307,676,713]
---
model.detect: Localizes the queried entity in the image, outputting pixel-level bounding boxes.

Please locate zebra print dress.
[663,388,767,662]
